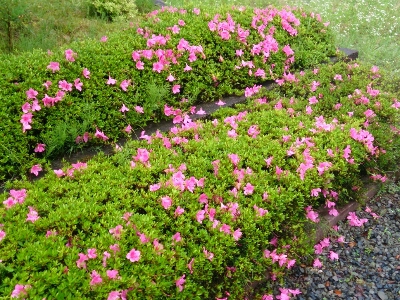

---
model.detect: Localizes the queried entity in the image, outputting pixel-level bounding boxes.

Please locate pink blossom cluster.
[165,168,205,192]
[264,248,296,270]
[65,49,77,62]
[305,205,319,222]
[11,284,31,298]
[53,162,87,178]
[296,148,314,180]
[21,52,88,133]
[3,189,27,209]
[347,211,368,227]
[314,115,338,132]
[75,132,91,144]
[349,128,377,154]
[208,13,249,44]
[26,206,40,223]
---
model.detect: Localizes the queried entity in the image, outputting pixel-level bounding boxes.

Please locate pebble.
[269,190,400,299]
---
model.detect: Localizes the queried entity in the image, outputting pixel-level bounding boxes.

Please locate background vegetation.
[1,0,399,79]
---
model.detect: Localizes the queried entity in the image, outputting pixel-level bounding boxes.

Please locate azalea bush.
[0,4,336,182]
[0,60,399,299]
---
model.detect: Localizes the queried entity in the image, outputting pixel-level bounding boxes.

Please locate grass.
[0,0,140,54]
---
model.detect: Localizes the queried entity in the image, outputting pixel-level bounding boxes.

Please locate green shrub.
[89,0,138,21]
[0,61,399,299]
[0,4,337,182]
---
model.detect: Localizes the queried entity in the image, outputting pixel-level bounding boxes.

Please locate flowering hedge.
[0,61,399,299]
[0,4,336,182]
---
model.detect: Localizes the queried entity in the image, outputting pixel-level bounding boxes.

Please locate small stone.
[378,290,388,300]
[317,284,325,289]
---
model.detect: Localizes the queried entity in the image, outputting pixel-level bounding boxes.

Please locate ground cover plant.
[169,0,400,77]
[0,4,336,182]
[1,58,400,298]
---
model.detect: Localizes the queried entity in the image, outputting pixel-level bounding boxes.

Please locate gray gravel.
[274,190,400,299]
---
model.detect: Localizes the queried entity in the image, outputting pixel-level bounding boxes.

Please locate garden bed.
[1,4,400,300]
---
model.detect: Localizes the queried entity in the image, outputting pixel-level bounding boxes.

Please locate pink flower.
[184,64,192,71]
[26,206,39,222]
[76,253,88,269]
[110,244,120,255]
[103,252,111,267]
[187,258,194,274]
[166,74,175,82]
[83,68,90,79]
[106,75,116,85]
[74,78,83,91]
[108,291,121,300]
[161,196,172,209]
[53,169,65,177]
[45,230,57,238]
[134,106,144,114]
[34,143,46,153]
[175,206,184,217]
[94,129,109,141]
[334,74,343,81]
[313,258,323,268]
[26,88,38,99]
[21,102,31,113]
[0,230,6,242]
[126,248,141,262]
[329,251,339,261]
[125,124,132,133]
[172,85,181,94]
[176,274,186,292]
[220,224,231,234]
[153,239,164,253]
[149,183,161,191]
[233,228,242,241]
[106,270,120,279]
[11,284,30,298]
[337,236,345,243]
[196,210,205,223]
[196,107,206,115]
[30,164,42,176]
[90,270,103,286]
[120,104,129,113]
[203,248,214,261]
[153,61,164,73]
[243,183,254,195]
[305,206,319,222]
[136,61,144,69]
[282,45,294,56]
[47,62,60,72]
[193,8,200,15]
[100,36,108,42]
[347,211,368,227]
[65,49,77,62]
[87,248,97,259]
[172,232,182,242]
[58,80,73,92]
[120,80,131,91]
[227,129,238,138]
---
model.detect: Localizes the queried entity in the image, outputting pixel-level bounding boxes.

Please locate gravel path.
[274,189,400,300]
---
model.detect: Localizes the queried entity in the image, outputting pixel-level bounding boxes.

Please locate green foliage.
[135,0,157,14]
[0,0,31,52]
[0,4,337,182]
[1,61,399,298]
[89,0,138,21]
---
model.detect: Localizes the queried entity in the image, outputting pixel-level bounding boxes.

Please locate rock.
[378,290,388,300]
